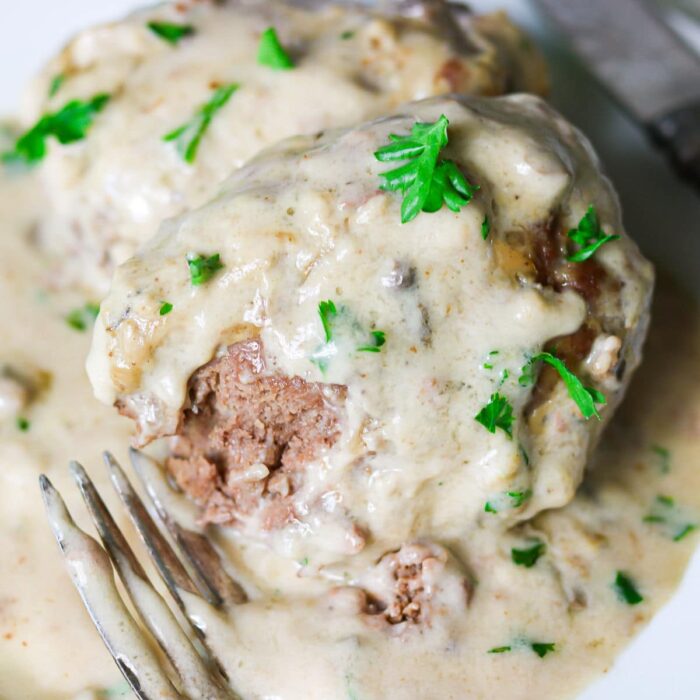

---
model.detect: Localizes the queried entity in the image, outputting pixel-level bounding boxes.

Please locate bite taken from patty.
[89,94,653,563]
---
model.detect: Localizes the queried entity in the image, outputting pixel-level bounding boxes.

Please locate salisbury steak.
[167,338,346,528]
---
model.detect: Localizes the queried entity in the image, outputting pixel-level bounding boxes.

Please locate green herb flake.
[318,300,338,343]
[651,445,671,473]
[163,83,239,163]
[357,329,386,353]
[340,30,355,40]
[566,205,620,262]
[519,352,606,420]
[3,94,110,164]
[258,27,294,69]
[48,73,65,98]
[642,514,666,524]
[159,301,173,316]
[484,501,497,514]
[16,416,30,432]
[531,642,556,658]
[656,494,675,507]
[481,215,491,240]
[147,20,195,44]
[375,115,478,223]
[299,556,309,567]
[475,392,514,438]
[187,253,224,286]
[488,646,511,654]
[508,489,532,508]
[673,524,697,542]
[66,302,100,332]
[511,540,545,568]
[613,571,644,605]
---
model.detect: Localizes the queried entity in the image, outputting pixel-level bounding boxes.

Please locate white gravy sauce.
[1,116,699,700]
[0,5,698,700]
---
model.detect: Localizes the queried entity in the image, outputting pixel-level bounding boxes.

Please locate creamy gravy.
[1,128,699,700]
[0,4,699,700]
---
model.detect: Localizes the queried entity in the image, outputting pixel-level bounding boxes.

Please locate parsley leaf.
[258,27,294,69]
[519,352,606,420]
[147,20,195,44]
[16,416,30,432]
[163,83,239,163]
[613,571,643,605]
[159,301,173,316]
[48,73,65,98]
[481,215,491,240]
[508,489,532,507]
[187,253,223,285]
[488,646,511,654]
[567,205,620,262]
[318,300,338,342]
[475,392,514,438]
[651,444,671,473]
[375,115,478,223]
[673,524,697,542]
[531,642,556,658]
[340,30,355,40]
[66,302,100,332]
[357,330,386,353]
[511,540,545,568]
[3,94,109,164]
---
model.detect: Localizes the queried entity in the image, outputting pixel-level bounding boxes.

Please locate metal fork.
[39,449,246,700]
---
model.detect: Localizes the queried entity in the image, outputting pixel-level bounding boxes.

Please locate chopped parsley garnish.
[374,115,478,223]
[673,524,697,542]
[313,300,386,368]
[613,571,643,605]
[187,253,223,286]
[519,352,606,420]
[340,30,355,40]
[147,20,195,44]
[163,83,239,163]
[299,556,309,567]
[651,444,671,473]
[508,489,532,507]
[481,215,491,240]
[3,94,110,164]
[485,489,532,514]
[488,641,555,657]
[159,301,173,316]
[48,73,65,98]
[512,540,545,568]
[475,392,514,438]
[258,27,294,69]
[357,330,386,353]
[66,302,100,332]
[656,494,675,507]
[566,205,620,262]
[16,416,30,432]
[318,300,338,342]
[531,642,556,658]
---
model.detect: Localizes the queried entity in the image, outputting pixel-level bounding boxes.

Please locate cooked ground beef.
[328,543,470,629]
[166,339,346,527]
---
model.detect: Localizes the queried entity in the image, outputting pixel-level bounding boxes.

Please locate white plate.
[1,2,699,698]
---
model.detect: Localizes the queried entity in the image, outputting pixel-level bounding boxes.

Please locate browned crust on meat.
[166,339,346,528]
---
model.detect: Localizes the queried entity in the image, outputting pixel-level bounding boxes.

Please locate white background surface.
[1,1,699,698]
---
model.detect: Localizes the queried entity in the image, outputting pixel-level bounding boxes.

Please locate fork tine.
[103,451,212,608]
[129,448,247,609]
[38,474,183,700]
[69,462,234,700]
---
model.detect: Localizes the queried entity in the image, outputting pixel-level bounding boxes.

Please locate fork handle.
[649,101,700,194]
